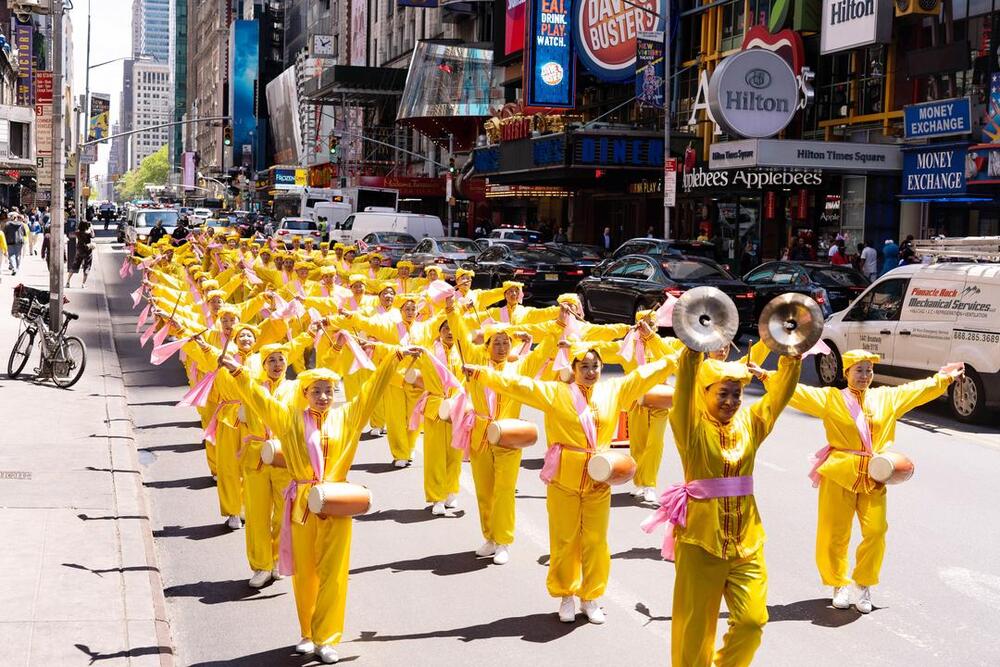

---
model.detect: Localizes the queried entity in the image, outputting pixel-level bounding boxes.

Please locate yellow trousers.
[423,417,461,503]
[816,478,888,587]
[628,404,669,488]
[214,423,243,517]
[545,480,611,600]
[672,541,768,667]
[370,392,387,430]
[242,463,291,571]
[384,384,420,462]
[291,513,352,646]
[469,443,521,545]
[197,405,217,476]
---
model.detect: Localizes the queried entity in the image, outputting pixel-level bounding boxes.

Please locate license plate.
[545,273,559,281]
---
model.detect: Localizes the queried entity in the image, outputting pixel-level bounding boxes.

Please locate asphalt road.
[97,239,1000,666]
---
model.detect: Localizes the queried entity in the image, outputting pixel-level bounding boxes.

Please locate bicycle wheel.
[8,329,35,378]
[50,336,87,388]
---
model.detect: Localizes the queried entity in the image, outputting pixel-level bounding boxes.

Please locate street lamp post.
[48,1,67,330]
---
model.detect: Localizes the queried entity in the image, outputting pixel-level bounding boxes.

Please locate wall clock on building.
[313,35,335,57]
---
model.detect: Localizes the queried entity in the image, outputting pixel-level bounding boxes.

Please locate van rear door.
[892,276,962,372]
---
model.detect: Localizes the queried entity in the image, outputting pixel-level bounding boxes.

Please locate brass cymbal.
[671,286,739,353]
[757,293,824,356]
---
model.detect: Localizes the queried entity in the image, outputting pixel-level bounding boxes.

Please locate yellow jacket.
[670,349,801,559]
[484,302,560,326]
[769,373,952,493]
[228,349,402,525]
[472,355,677,491]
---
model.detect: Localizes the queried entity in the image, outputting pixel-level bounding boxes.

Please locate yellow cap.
[378,281,396,294]
[205,289,226,300]
[348,273,367,286]
[697,359,752,393]
[635,309,655,324]
[842,349,880,375]
[232,322,260,339]
[396,260,415,270]
[296,367,341,388]
[455,268,475,281]
[502,280,524,291]
[319,265,339,277]
[259,343,288,360]
[557,293,582,308]
[394,293,421,308]
[217,304,240,317]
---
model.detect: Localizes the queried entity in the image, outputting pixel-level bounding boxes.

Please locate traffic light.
[329,134,340,158]
[223,125,233,146]
[448,157,457,175]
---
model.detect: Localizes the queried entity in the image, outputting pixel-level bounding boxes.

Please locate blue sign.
[533,137,565,166]
[903,97,971,141]
[635,31,664,109]
[274,169,297,186]
[575,136,664,167]
[525,0,576,108]
[473,147,500,173]
[398,0,437,6]
[229,21,260,162]
[901,144,967,197]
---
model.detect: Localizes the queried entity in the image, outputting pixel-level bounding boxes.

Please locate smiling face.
[573,351,602,387]
[350,282,364,297]
[208,296,223,313]
[379,288,395,309]
[264,352,287,380]
[296,267,310,280]
[705,380,743,423]
[304,380,335,412]
[344,250,357,263]
[504,287,522,306]
[846,360,874,391]
[398,266,411,279]
[282,258,295,272]
[488,332,511,363]
[235,328,256,352]
[219,312,237,337]
[707,344,731,361]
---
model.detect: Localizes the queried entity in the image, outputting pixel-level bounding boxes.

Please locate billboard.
[229,21,260,162]
[266,66,302,165]
[635,31,664,108]
[35,71,53,196]
[524,0,575,108]
[505,0,527,55]
[182,151,196,190]
[573,0,663,81]
[87,92,111,142]
[350,0,368,66]
[13,18,33,105]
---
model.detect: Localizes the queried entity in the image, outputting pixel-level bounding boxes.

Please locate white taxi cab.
[815,262,1000,422]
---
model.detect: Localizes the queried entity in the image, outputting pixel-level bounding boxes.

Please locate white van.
[312,200,352,237]
[330,211,444,245]
[816,262,1000,422]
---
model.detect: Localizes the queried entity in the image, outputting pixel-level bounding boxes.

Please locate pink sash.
[499,305,511,323]
[152,323,170,347]
[427,279,456,305]
[449,390,475,454]
[203,399,238,443]
[655,294,678,327]
[540,384,597,484]
[640,475,754,561]
[150,336,191,366]
[139,321,159,347]
[618,328,647,365]
[302,410,326,481]
[177,369,218,408]
[135,303,151,333]
[130,285,144,308]
[396,321,410,345]
[807,389,873,487]
[345,335,376,373]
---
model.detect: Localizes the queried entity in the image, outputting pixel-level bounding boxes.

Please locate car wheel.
[815,340,844,387]
[949,366,986,423]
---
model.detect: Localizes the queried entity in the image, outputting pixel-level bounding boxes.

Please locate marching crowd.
[127,227,963,665]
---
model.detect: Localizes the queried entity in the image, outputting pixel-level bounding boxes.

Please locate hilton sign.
[820,0,892,55]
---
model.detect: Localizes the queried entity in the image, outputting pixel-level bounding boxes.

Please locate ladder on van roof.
[913,237,1000,262]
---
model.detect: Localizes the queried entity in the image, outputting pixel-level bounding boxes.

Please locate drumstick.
[216,331,232,367]
[167,292,183,320]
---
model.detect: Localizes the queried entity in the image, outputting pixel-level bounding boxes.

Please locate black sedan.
[463,244,585,305]
[743,261,869,319]
[360,232,418,267]
[546,243,604,275]
[593,237,724,274]
[578,254,757,331]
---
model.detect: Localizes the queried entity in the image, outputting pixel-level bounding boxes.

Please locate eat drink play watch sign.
[573,0,663,82]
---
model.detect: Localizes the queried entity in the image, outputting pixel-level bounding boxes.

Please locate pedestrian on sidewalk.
[28,216,42,255]
[66,220,95,289]
[2,210,27,275]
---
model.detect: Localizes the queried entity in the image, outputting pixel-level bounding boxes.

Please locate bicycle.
[8,284,87,388]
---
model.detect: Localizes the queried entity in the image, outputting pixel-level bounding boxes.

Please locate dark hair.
[571,349,602,368]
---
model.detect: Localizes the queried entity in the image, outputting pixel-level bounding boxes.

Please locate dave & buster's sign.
[573,0,663,82]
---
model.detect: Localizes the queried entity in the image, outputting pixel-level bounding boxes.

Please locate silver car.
[276,217,323,247]
[401,237,482,277]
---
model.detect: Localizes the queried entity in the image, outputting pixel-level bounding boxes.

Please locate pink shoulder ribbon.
[540,384,598,484]
[640,475,754,561]
[396,320,411,346]
[618,328,647,365]
[449,390,474,454]
[806,389,873,487]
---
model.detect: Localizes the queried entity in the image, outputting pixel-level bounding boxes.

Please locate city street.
[89,239,1000,666]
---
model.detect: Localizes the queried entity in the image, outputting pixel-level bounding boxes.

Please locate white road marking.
[939,566,1000,612]
[756,459,786,472]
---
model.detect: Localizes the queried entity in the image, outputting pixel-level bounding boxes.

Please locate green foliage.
[115,145,169,201]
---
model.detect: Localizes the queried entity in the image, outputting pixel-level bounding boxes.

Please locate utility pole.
[663,3,672,241]
[74,0,91,233]
[446,134,453,237]
[49,1,67,329]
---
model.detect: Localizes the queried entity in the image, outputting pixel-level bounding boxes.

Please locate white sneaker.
[581,599,606,624]
[316,644,340,664]
[392,459,408,468]
[475,540,497,557]
[431,501,447,516]
[294,638,315,654]
[832,585,851,609]
[226,515,242,530]
[445,493,459,509]
[855,586,873,614]
[271,568,284,581]
[642,487,658,504]
[558,596,576,623]
[493,544,510,565]
[248,570,272,588]
[631,486,644,498]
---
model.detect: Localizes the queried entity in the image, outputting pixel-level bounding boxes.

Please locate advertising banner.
[182,152,196,190]
[87,92,111,142]
[505,0,527,55]
[573,0,663,82]
[903,97,971,141]
[709,139,902,172]
[966,144,1000,185]
[35,70,53,104]
[229,21,260,161]
[663,157,677,206]
[35,71,53,195]
[524,0,576,108]
[350,0,368,66]
[636,31,665,108]
[13,18,33,105]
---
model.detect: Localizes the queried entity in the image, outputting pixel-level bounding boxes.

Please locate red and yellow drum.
[587,451,638,485]
[307,482,372,518]
[869,452,915,485]
[261,439,286,468]
[485,418,538,449]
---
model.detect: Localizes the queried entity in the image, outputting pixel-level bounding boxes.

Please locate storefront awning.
[303,65,407,106]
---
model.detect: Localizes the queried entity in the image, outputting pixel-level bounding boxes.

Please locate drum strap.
[278,477,319,577]
[640,475,754,561]
[807,445,869,488]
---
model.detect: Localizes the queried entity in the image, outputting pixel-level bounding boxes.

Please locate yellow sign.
[294,169,307,186]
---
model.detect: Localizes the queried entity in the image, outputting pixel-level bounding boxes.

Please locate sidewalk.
[0,242,174,666]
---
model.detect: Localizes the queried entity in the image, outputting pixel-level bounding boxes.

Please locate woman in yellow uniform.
[484,281,560,325]
[220,343,418,664]
[763,350,963,613]
[446,302,554,565]
[643,347,800,666]
[466,344,678,623]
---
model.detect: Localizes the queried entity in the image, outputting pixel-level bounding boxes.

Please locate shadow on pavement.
[610,493,644,508]
[163,579,287,605]
[144,475,216,490]
[520,457,544,471]
[153,523,230,541]
[139,441,204,454]
[136,420,203,430]
[190,648,359,666]
[74,643,173,662]
[351,462,403,474]
[62,562,159,577]
[767,598,869,627]
[350,550,491,577]
[129,399,185,407]
[354,612,583,644]
[77,513,148,521]
[354,508,447,525]
[611,547,663,561]
[84,466,140,474]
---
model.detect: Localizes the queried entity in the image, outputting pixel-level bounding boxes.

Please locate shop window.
[719,0,745,52]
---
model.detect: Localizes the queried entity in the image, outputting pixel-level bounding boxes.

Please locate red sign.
[764,191,777,220]
[796,189,809,220]
[359,175,446,197]
[574,0,660,81]
[35,71,53,104]
[505,0,527,55]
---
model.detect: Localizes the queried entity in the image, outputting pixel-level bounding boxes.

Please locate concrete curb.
[94,247,176,666]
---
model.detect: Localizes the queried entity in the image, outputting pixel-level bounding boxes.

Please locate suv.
[276,217,323,246]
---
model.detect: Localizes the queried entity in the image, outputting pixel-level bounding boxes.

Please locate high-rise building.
[133,0,171,64]
[169,0,187,171]
[129,60,171,169]
[185,1,228,173]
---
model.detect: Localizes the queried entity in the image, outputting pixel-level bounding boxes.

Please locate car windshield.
[809,267,868,287]
[662,258,731,280]
[556,245,601,260]
[206,219,228,227]
[438,239,480,253]
[511,230,542,242]
[517,249,568,264]
[375,233,416,244]
[135,211,178,228]
[282,220,317,231]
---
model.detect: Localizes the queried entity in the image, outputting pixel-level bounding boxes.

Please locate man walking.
[881,238,899,276]
[3,211,27,275]
[602,226,613,251]
[859,240,878,281]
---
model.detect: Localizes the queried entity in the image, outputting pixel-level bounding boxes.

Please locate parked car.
[98,202,117,223]
[359,231,418,267]
[578,254,756,332]
[463,244,585,305]
[475,237,527,252]
[743,261,869,319]
[546,243,605,275]
[815,262,1000,422]
[488,226,544,243]
[330,211,443,245]
[276,217,323,246]
[401,237,482,277]
[593,238,683,275]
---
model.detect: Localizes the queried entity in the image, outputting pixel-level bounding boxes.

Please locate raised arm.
[750,355,803,445]
[885,371,954,418]
[227,365,293,437]
[612,355,678,409]
[669,347,701,453]
[472,365,561,413]
[341,346,405,431]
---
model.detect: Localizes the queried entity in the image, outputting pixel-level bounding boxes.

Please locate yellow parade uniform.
[473,354,676,600]
[413,342,464,503]
[773,373,952,587]
[229,351,401,647]
[484,301,560,326]
[669,349,800,667]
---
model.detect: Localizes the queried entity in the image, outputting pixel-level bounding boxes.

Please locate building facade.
[133,0,172,63]
[130,60,171,169]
